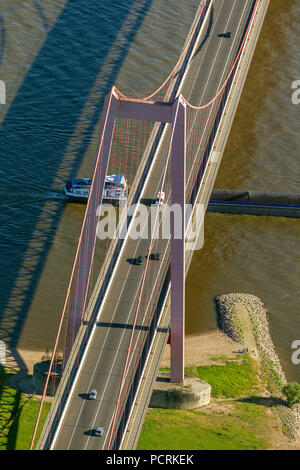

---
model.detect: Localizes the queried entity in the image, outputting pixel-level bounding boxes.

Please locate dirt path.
[234,302,260,361]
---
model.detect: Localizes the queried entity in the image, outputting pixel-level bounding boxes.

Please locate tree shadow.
[237,395,288,407]
[4,388,22,450]
[0,365,22,450]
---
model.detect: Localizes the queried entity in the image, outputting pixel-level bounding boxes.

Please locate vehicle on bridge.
[89,389,98,400]
[155,191,165,206]
[64,174,128,203]
[150,252,161,261]
[94,426,104,437]
[218,31,232,38]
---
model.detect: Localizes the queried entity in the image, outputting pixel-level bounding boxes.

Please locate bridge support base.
[150,371,211,409]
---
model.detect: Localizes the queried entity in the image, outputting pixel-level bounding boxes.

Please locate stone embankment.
[216,293,300,440]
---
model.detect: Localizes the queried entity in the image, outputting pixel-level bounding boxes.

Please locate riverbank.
[160,329,243,367]
[140,350,300,449]
[3,293,300,450]
[216,293,300,440]
[0,365,50,450]
[4,347,53,398]
[139,293,300,450]
[8,332,241,397]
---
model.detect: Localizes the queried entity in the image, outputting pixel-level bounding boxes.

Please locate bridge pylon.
[89,88,187,385]
[170,96,186,384]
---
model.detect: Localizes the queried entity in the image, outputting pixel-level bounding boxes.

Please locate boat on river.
[64,174,128,203]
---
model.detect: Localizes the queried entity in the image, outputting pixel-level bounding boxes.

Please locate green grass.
[209,354,242,362]
[0,366,50,450]
[137,406,269,450]
[140,354,270,450]
[162,354,261,399]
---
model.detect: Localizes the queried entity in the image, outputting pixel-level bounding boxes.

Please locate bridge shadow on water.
[0,0,154,384]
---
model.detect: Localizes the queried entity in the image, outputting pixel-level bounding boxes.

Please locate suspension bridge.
[30,0,270,450]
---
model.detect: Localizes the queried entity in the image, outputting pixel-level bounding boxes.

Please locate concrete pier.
[150,372,211,410]
[208,190,300,218]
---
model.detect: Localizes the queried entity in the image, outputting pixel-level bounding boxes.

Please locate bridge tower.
[95,88,187,384]
[170,97,186,384]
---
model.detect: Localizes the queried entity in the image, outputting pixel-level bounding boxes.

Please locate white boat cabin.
[64,174,127,202]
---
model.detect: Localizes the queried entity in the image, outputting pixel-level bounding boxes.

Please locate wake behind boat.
[64,174,128,203]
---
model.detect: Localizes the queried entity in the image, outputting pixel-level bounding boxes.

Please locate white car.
[89,389,98,400]
[95,426,104,437]
[156,191,165,206]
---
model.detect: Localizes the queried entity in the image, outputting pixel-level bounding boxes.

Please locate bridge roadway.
[51,0,257,449]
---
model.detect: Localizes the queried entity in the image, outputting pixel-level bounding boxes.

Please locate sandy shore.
[6,329,242,377]
[4,329,240,396]
[216,293,300,442]
[4,347,45,376]
[4,347,52,399]
[159,329,243,368]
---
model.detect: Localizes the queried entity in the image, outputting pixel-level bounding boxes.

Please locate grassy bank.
[138,354,285,450]
[137,404,269,450]
[0,366,50,450]
[186,355,261,398]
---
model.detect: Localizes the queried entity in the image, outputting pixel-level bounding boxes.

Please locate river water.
[0,0,299,381]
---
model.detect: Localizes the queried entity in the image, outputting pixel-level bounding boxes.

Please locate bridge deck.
[42,0,269,450]
[122,0,270,449]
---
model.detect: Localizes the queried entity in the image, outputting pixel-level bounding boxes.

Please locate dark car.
[135,256,144,265]
[218,31,232,38]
